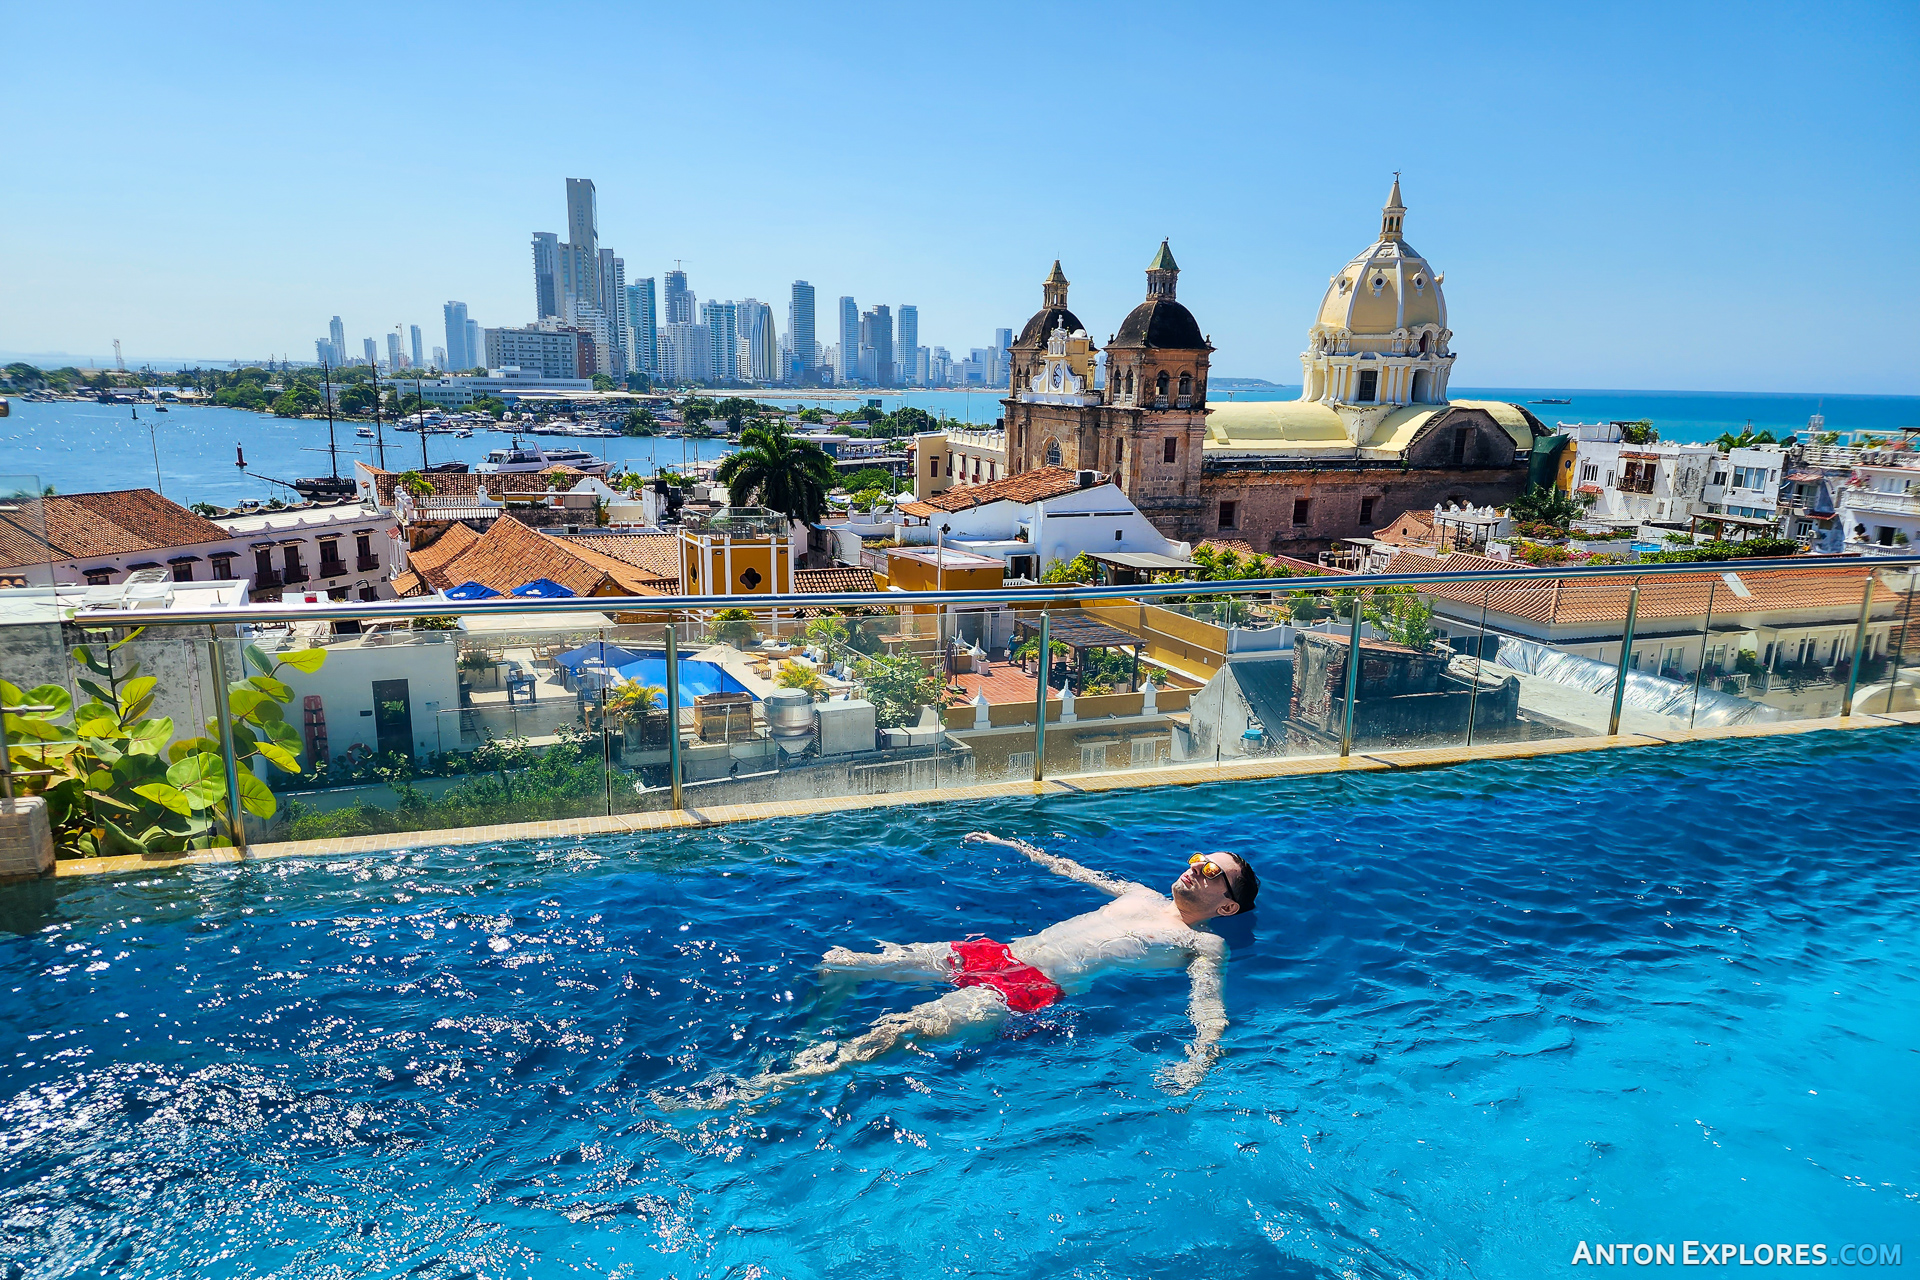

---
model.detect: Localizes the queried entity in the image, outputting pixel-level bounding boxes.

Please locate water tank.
[763,688,815,744]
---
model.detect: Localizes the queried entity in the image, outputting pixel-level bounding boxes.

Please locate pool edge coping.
[44,709,1920,879]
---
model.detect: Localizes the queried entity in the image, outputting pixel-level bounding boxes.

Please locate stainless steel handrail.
[61,553,1920,629]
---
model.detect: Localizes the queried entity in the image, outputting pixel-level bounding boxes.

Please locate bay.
[3,386,1915,508]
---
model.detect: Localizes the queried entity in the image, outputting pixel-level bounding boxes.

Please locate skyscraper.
[532,233,561,319]
[626,279,658,377]
[443,302,471,370]
[363,337,378,366]
[599,250,627,376]
[385,332,402,371]
[789,281,816,384]
[409,325,424,370]
[465,319,481,371]
[329,316,345,360]
[664,269,694,325]
[560,179,600,315]
[701,300,737,386]
[860,305,893,387]
[837,296,859,385]
[738,300,776,383]
[658,322,711,383]
[897,306,919,386]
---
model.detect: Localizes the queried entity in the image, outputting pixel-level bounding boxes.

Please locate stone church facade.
[1002,182,1543,555]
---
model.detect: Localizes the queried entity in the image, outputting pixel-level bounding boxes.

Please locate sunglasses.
[1187,853,1242,906]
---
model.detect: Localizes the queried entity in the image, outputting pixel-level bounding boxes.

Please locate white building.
[1839,449,1920,553]
[913,426,1009,500]
[897,465,1189,581]
[1571,439,1717,528]
[414,368,593,407]
[1701,445,1786,523]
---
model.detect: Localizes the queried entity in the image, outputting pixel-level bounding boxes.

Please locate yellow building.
[678,512,797,597]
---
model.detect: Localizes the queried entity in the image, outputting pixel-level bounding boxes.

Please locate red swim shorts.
[948,938,1064,1013]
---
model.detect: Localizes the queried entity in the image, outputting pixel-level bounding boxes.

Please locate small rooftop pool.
[2,729,1916,1276]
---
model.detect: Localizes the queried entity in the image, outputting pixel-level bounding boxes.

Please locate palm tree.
[716,423,837,523]
[398,470,432,498]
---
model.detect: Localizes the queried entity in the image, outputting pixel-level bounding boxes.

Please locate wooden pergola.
[1011,610,1146,691]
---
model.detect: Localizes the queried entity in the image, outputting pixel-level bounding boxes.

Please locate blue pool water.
[613,654,750,700]
[2,730,1917,1276]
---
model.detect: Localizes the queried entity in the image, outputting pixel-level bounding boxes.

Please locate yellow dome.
[1312,177,1447,339]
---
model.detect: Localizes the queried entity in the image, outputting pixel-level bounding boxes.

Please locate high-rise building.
[432,346,447,370]
[897,305,919,386]
[992,327,1013,386]
[789,281,816,384]
[314,339,335,367]
[626,279,658,377]
[657,322,711,384]
[664,269,694,324]
[443,301,471,370]
[738,299,777,383]
[385,332,402,371]
[464,319,480,372]
[558,178,600,316]
[860,305,893,387]
[531,233,561,320]
[409,325,424,369]
[837,296,859,385]
[701,300,738,385]
[329,316,345,359]
[484,325,587,379]
[598,250,627,376]
[363,337,378,366]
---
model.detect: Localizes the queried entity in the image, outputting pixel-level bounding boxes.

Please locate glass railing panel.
[1858,564,1917,717]
[247,613,623,844]
[1694,561,1882,725]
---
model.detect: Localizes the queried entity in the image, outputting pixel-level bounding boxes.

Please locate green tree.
[1040,552,1098,583]
[854,651,950,728]
[623,407,657,436]
[398,470,433,498]
[591,374,616,391]
[1509,485,1592,530]
[473,395,507,420]
[841,466,897,494]
[709,607,758,647]
[271,385,320,417]
[1365,584,1439,650]
[716,423,837,522]
[797,407,826,424]
[1618,419,1658,444]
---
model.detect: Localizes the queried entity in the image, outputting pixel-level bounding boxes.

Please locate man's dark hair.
[1225,853,1260,912]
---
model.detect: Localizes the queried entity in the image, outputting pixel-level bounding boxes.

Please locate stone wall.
[1199,464,1529,556]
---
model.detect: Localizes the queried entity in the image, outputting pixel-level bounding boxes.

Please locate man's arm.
[1156,936,1228,1094]
[962,831,1146,897]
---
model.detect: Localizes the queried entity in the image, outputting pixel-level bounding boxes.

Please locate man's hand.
[1154,1055,1209,1095]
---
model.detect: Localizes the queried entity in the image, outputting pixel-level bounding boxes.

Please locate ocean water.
[6,386,1917,509]
[2,729,1916,1277]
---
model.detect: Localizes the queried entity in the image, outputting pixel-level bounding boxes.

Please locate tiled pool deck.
[48,709,1920,878]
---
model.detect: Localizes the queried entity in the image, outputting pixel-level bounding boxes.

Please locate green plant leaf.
[5,712,69,742]
[124,717,174,755]
[121,694,156,724]
[235,770,277,818]
[226,687,266,718]
[249,698,284,724]
[244,644,273,676]
[119,675,157,710]
[106,626,146,652]
[78,678,116,705]
[133,782,194,816]
[66,646,93,673]
[0,680,20,707]
[263,720,302,749]
[98,818,149,858]
[247,675,293,701]
[275,648,327,674]
[75,714,121,739]
[255,740,301,773]
[25,684,72,717]
[166,751,223,789]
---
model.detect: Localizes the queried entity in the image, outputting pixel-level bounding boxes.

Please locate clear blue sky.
[4,1,1915,393]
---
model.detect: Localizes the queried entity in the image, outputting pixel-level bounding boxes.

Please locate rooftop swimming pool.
[2,730,1916,1276]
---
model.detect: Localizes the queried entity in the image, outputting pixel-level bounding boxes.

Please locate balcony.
[317,558,348,580]
[1845,488,1920,516]
[357,553,380,571]
[282,568,310,585]
[252,570,283,590]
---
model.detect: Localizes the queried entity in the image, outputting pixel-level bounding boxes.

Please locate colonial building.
[1003,181,1544,554]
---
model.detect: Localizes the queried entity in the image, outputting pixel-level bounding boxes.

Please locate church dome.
[1313,175,1447,339]
[1016,260,1085,348]
[1108,241,1208,350]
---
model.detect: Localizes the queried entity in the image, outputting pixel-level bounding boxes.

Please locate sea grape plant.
[1,630,325,858]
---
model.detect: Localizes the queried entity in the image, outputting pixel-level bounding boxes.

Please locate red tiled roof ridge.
[0,490,232,569]
[919,466,1090,512]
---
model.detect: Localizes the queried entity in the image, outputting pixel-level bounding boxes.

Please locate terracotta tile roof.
[917,466,1091,512]
[563,533,682,583]
[391,568,429,597]
[1385,549,1882,628]
[897,500,940,518]
[794,566,877,593]
[1374,509,1437,546]
[412,516,664,597]
[404,522,481,579]
[554,537,677,593]
[478,466,594,500]
[0,490,232,569]
[365,467,480,506]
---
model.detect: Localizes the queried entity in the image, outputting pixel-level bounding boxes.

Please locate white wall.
[277,633,462,764]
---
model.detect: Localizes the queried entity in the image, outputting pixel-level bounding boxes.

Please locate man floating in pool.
[664,833,1257,1108]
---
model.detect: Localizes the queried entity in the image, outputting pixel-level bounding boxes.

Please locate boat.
[477,437,611,475]
[357,427,374,438]
[453,428,473,438]
[1529,397,1572,405]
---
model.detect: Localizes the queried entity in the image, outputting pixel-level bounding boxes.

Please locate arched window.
[1178,371,1192,397]
[1124,368,1134,395]
[1114,436,1124,463]
[1045,439,1062,467]
[1155,371,1169,396]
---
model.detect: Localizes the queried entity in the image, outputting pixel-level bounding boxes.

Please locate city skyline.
[2,2,1915,393]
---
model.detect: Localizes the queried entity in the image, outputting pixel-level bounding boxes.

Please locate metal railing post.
[598,629,613,815]
[664,621,684,810]
[1885,572,1915,713]
[1339,592,1362,758]
[207,629,248,854]
[1608,580,1641,737]
[1032,612,1049,782]
[1688,581,1718,730]
[1842,575,1876,717]
[1464,585,1490,748]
